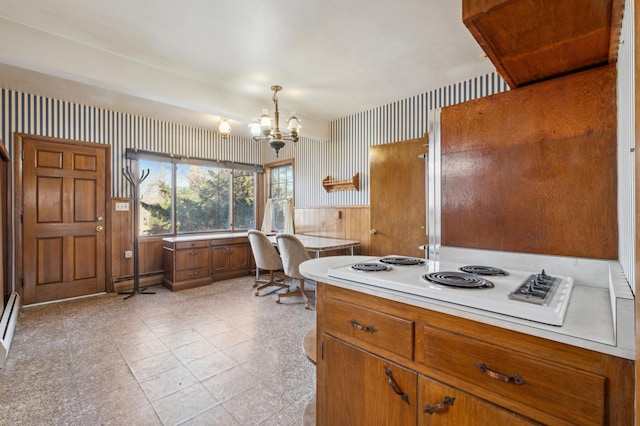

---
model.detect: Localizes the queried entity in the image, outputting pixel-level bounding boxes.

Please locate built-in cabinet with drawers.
[162,234,254,291]
[316,283,633,425]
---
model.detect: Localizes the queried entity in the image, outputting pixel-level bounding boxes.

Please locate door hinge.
[20,277,23,288]
[321,340,324,360]
[20,214,23,224]
[21,149,24,161]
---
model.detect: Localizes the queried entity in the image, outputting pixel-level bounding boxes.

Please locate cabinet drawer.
[324,297,413,360]
[176,248,209,269]
[176,267,210,282]
[420,325,605,426]
[175,240,209,250]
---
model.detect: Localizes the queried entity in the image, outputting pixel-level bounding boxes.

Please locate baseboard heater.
[0,292,20,368]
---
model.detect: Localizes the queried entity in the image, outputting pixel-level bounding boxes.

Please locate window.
[138,155,256,236]
[267,162,293,232]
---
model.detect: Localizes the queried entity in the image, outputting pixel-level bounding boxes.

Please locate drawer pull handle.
[384,366,409,403]
[424,396,455,414]
[474,362,528,385]
[349,319,377,333]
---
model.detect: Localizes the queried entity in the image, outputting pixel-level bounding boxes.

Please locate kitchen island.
[301,252,634,425]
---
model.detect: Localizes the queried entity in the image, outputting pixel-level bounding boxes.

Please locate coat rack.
[119,165,155,300]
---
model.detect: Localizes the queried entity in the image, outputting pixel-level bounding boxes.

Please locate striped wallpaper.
[0,93,262,198]
[0,70,509,205]
[294,72,509,207]
[616,0,635,291]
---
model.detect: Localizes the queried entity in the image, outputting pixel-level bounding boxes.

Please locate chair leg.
[276,278,315,309]
[255,270,288,296]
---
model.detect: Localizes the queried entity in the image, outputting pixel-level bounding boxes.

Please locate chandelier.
[248,85,301,157]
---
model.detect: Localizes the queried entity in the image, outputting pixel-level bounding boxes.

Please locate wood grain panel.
[74,179,96,222]
[370,138,427,257]
[74,236,96,279]
[441,65,617,259]
[295,206,370,255]
[463,0,624,88]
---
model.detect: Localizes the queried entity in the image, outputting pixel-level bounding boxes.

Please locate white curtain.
[261,198,273,233]
[284,197,295,234]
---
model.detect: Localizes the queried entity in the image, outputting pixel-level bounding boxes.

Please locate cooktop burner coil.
[422,271,495,289]
[350,263,391,272]
[380,257,426,266]
[459,265,509,276]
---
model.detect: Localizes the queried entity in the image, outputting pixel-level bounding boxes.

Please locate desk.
[269,234,360,258]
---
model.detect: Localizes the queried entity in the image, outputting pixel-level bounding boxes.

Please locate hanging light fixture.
[248,85,301,157]
[218,117,231,139]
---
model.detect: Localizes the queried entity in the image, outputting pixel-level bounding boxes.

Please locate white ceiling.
[0,0,495,139]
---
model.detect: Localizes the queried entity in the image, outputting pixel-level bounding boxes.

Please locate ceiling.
[0,0,495,139]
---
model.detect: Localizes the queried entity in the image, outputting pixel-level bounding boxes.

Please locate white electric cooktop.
[327,256,574,326]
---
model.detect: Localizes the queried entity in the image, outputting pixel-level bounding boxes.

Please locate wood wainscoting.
[110,197,165,292]
[295,206,371,256]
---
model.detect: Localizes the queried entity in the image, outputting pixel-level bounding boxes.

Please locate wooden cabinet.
[162,239,212,291]
[417,376,535,425]
[462,0,625,88]
[322,335,417,426]
[316,283,633,425]
[163,234,254,290]
[210,237,253,281]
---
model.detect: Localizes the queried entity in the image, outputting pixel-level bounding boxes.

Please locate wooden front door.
[369,136,427,257]
[16,134,110,305]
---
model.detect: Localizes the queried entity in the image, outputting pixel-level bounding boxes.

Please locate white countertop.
[162,232,249,243]
[301,255,635,360]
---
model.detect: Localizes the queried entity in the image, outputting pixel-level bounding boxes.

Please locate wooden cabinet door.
[229,244,250,271]
[321,335,416,426]
[369,136,427,257]
[210,245,230,273]
[418,375,535,426]
[175,247,208,271]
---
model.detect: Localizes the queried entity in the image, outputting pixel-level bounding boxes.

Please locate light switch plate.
[115,202,130,211]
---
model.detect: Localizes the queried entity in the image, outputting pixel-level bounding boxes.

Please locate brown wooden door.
[369,136,427,257]
[18,135,110,305]
[322,335,417,425]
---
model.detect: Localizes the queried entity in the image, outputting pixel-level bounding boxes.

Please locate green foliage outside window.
[138,158,256,236]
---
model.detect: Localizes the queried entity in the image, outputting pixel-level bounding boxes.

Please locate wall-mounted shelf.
[323,173,359,192]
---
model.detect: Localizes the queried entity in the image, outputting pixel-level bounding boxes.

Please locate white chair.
[276,233,315,309]
[248,230,288,296]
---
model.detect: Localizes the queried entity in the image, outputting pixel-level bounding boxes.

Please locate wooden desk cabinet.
[163,234,254,290]
[316,283,633,425]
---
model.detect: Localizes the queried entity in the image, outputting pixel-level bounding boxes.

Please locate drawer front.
[175,240,209,250]
[421,325,605,425]
[176,267,210,282]
[176,248,209,269]
[324,297,414,360]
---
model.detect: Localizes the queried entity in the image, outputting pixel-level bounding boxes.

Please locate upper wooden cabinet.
[463,0,625,88]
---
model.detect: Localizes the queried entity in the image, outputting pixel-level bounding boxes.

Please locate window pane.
[176,164,231,233]
[233,170,256,230]
[272,199,287,232]
[139,159,173,235]
[268,163,293,232]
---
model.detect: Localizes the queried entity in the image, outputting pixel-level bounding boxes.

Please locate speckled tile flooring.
[0,276,316,425]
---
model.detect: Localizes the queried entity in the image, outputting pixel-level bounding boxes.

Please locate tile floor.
[0,276,317,425]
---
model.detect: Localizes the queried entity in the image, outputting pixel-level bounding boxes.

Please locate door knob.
[96,225,104,232]
[370,229,377,235]
[97,216,103,222]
